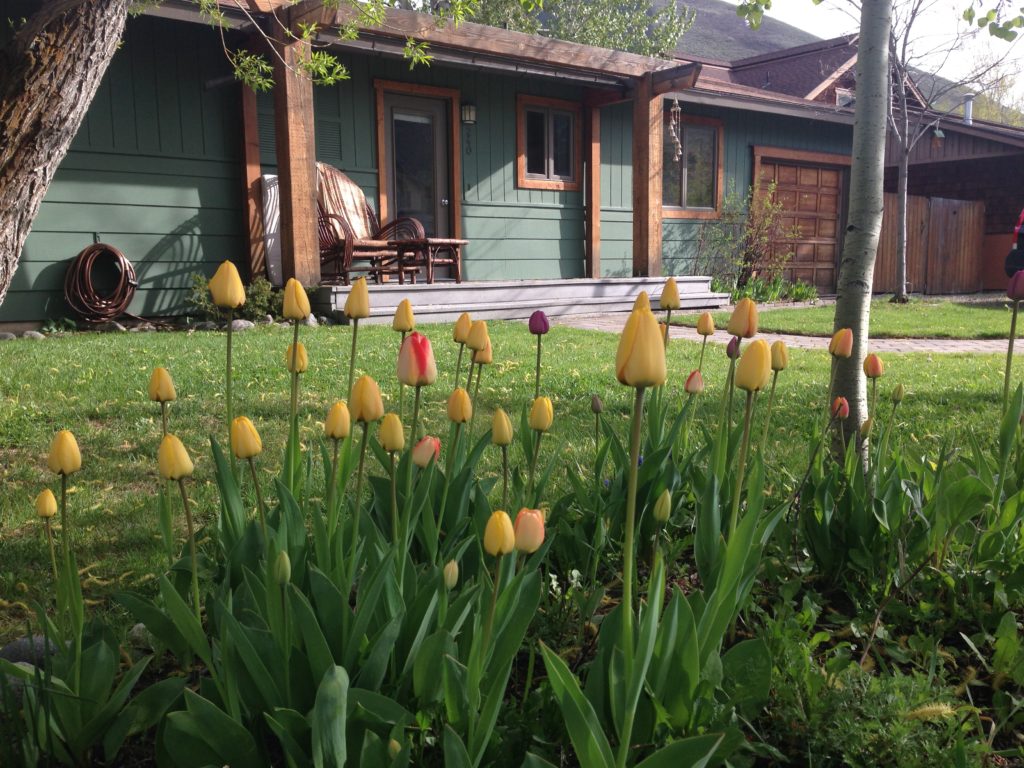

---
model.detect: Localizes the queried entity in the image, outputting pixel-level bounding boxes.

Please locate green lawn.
[0,321,1016,640]
[677,296,1016,339]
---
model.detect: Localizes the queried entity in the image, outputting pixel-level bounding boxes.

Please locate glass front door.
[384,93,450,238]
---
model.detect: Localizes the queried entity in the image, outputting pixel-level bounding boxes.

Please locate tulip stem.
[348,319,359,401]
[226,309,235,474]
[389,452,399,543]
[289,320,301,428]
[45,519,58,585]
[327,439,341,537]
[760,371,779,454]
[247,457,268,539]
[528,431,542,503]
[177,478,201,623]
[454,342,465,389]
[698,336,707,373]
[404,386,422,507]
[160,401,168,437]
[729,390,755,540]
[534,335,543,399]
[663,309,672,349]
[59,473,70,564]
[501,445,509,511]
[398,331,407,422]
[465,355,475,393]
[470,363,483,436]
[870,378,878,424]
[482,555,502,656]
[438,424,461,557]
[622,386,646,679]
[350,422,369,585]
[1006,300,1020,410]
[719,355,736,432]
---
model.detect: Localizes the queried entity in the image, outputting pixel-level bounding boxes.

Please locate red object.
[1009,270,1024,301]
[831,397,850,419]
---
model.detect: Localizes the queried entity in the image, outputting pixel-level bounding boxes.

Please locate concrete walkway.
[558,312,1009,354]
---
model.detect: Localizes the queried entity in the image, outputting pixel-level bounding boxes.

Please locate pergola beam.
[632,73,663,277]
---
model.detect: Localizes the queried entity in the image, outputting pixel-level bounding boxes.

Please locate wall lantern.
[461,103,477,125]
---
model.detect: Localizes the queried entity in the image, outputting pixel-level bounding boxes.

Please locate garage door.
[758,159,844,293]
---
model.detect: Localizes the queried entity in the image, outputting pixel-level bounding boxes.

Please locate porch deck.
[316,276,729,324]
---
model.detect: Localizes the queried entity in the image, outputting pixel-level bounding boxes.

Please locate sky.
[719,0,1024,104]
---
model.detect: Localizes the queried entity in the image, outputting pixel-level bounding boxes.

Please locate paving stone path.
[558,312,1009,355]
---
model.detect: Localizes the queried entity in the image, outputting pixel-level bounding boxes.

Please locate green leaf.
[349,688,414,727]
[312,666,349,768]
[172,689,260,767]
[414,630,455,704]
[721,638,771,709]
[539,642,614,768]
[103,675,185,762]
[522,754,559,768]
[443,725,473,768]
[633,733,724,768]
[289,584,335,685]
[159,576,214,672]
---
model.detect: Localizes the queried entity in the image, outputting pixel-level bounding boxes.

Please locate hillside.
[665,0,822,61]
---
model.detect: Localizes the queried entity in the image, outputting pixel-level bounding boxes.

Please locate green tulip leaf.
[312,666,349,768]
[539,642,614,768]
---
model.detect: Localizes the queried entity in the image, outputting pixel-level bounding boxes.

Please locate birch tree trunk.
[0,0,129,308]
[894,146,910,301]
[832,0,892,444]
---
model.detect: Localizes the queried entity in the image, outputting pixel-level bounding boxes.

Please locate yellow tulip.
[443,559,459,589]
[735,338,772,392]
[659,277,680,310]
[483,510,515,556]
[829,328,853,358]
[283,277,311,320]
[473,338,493,365]
[274,550,291,586]
[380,413,405,452]
[770,340,789,372]
[35,489,57,519]
[633,291,651,312]
[325,401,350,440]
[351,376,385,423]
[392,299,415,332]
[453,312,472,344]
[696,311,715,337]
[158,434,194,481]
[447,388,473,423]
[528,396,554,432]
[48,430,81,476]
[653,489,671,523]
[466,320,489,352]
[148,367,176,403]
[726,298,758,338]
[615,307,667,388]
[286,342,308,374]
[344,277,370,319]
[208,261,245,309]
[230,416,263,460]
[492,408,513,446]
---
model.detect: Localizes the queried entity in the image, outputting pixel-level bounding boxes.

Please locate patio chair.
[316,163,425,285]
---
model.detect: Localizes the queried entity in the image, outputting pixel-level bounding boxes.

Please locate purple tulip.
[529,310,550,335]
[1009,270,1024,301]
[726,336,741,359]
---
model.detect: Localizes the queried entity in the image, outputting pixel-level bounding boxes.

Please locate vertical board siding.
[599,102,633,277]
[2,13,244,323]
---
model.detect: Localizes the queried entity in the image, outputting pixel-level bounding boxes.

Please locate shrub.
[186,272,290,322]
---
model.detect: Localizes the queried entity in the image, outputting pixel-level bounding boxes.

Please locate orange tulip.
[829,328,853,358]
[863,353,884,379]
[726,298,758,338]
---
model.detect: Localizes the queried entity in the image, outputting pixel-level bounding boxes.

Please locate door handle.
[441,198,449,206]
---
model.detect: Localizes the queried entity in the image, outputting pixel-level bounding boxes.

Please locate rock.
[262,314,275,325]
[317,315,331,326]
[277,321,292,328]
[98,321,127,333]
[127,622,155,650]
[0,332,16,341]
[136,322,156,332]
[21,330,45,340]
[230,318,255,332]
[304,314,319,327]
[0,636,58,665]
[194,321,219,331]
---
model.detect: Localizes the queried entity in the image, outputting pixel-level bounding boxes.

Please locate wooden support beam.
[272,33,320,286]
[240,81,265,282]
[632,73,662,277]
[651,62,702,97]
[585,106,601,279]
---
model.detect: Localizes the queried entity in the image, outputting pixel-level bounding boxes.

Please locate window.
[517,95,581,191]
[662,113,723,219]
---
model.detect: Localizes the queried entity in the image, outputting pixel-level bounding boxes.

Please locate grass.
[677,296,1018,339]
[0,320,1017,641]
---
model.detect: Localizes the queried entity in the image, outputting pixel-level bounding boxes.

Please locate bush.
[726,274,819,304]
[186,272,288,322]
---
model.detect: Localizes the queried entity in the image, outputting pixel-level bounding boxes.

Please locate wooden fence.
[873,193,985,294]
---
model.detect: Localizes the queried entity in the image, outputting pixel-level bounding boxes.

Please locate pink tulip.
[684,370,704,394]
[397,332,438,387]
[412,436,441,468]
[831,397,850,419]
[513,508,545,554]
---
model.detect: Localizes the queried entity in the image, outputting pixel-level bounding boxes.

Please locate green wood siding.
[1,14,243,323]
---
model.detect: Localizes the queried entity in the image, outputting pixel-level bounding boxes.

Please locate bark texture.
[832,0,892,443]
[0,0,129,308]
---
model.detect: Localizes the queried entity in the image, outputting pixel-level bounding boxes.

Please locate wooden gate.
[873,194,985,294]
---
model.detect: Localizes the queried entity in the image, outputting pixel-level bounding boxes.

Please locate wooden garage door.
[758,159,843,293]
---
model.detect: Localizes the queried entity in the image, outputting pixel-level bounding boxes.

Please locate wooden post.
[241,82,265,282]
[585,106,601,279]
[631,73,662,277]
[272,35,320,286]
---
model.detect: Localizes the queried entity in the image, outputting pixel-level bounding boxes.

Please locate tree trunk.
[0,0,129,308]
[832,0,892,446]
[894,147,910,301]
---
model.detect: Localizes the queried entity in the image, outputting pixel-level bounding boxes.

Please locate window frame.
[662,113,724,220]
[516,94,582,192]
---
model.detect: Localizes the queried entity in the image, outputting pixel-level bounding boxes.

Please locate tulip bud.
[392,298,415,332]
[274,550,291,586]
[829,328,853,358]
[286,341,308,374]
[48,430,82,476]
[148,367,177,403]
[453,312,472,344]
[397,332,438,387]
[466,320,489,352]
[528,396,554,432]
[231,416,263,459]
[726,298,758,338]
[35,489,57,519]
[684,369,704,394]
[283,277,311,320]
[770,340,789,372]
[492,408,513,446]
[831,397,850,419]
[659,277,680,310]
[513,508,545,554]
[653,489,671,523]
[615,307,667,388]
[208,261,245,309]
[443,559,459,589]
[529,310,550,335]
[860,418,873,438]
[892,383,905,404]
[591,395,604,414]
[344,277,370,319]
[735,339,772,392]
[325,401,350,440]
[388,739,402,759]
[1009,270,1024,301]
[696,311,715,337]
[483,510,515,556]
[158,434,193,481]
[447,388,472,423]
[351,376,385,423]
[380,413,405,452]
[633,291,651,312]
[473,338,493,365]
[863,353,884,379]
[726,335,741,359]
[412,436,441,467]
